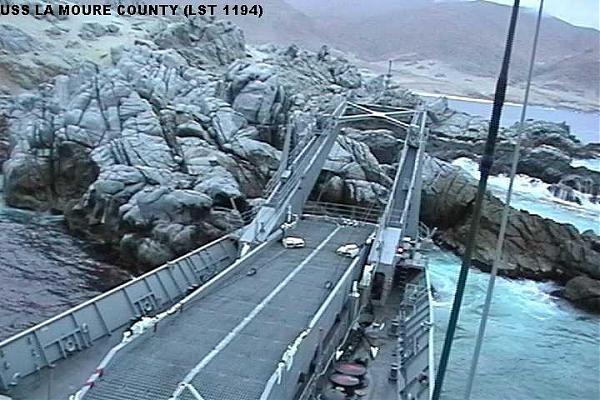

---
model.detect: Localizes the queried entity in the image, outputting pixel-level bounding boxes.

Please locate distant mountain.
[318,1,598,77]
[231,0,599,108]
[285,0,434,19]
[222,0,330,50]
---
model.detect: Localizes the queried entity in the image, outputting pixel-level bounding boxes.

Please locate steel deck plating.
[84,220,373,400]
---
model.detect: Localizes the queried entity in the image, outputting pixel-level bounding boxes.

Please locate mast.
[431,1,522,398]
[463,1,545,398]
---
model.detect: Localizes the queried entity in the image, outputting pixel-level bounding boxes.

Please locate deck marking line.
[170,226,342,399]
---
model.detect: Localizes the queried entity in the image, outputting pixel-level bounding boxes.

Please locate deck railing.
[302,200,383,224]
[0,236,238,391]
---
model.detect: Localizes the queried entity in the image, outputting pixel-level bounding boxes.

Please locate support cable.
[431,1,521,398]
[463,1,545,398]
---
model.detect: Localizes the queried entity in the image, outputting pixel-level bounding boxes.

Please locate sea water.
[452,157,600,233]
[432,163,600,399]
[0,183,129,340]
[571,158,600,173]
[443,98,600,144]
[430,250,600,400]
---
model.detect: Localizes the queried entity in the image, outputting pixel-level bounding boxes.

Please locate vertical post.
[463,1,544,399]
[281,119,292,168]
[431,1,521,399]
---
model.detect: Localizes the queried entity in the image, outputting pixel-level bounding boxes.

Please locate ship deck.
[80,219,372,400]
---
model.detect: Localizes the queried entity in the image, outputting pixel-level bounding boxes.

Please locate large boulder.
[3,152,54,210]
[563,276,600,312]
[421,157,600,281]
[517,145,572,183]
[224,61,288,126]
[514,120,580,150]
[152,17,245,66]
[343,128,402,165]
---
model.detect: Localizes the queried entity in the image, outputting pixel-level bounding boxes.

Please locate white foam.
[452,158,600,218]
[571,158,600,173]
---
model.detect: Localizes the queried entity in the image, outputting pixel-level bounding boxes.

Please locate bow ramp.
[240,101,348,246]
[81,220,373,400]
[0,101,433,400]
[368,110,428,305]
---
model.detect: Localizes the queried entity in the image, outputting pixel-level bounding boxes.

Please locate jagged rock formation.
[0,14,598,311]
[152,17,246,66]
[419,158,600,311]
[563,275,600,312]
[2,32,283,267]
[427,98,600,204]
[1,17,407,269]
[421,158,599,280]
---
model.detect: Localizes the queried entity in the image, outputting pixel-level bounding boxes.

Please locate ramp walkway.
[84,220,372,400]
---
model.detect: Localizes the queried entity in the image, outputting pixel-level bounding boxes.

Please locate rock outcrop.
[563,275,600,312]
[152,17,246,66]
[420,158,600,310]
[2,34,283,268]
[0,21,404,269]
[427,98,600,204]
[1,14,598,312]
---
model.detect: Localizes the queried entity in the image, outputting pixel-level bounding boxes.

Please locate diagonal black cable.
[431,1,521,398]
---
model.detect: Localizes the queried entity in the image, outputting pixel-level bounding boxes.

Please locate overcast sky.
[480,0,599,29]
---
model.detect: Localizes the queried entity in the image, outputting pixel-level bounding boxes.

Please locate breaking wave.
[452,157,600,233]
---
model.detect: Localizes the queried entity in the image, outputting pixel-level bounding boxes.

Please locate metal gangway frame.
[0,236,239,393]
[0,98,431,400]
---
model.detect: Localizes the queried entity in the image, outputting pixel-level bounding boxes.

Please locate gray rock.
[3,152,53,210]
[225,61,287,125]
[123,187,212,228]
[2,37,281,268]
[324,135,392,186]
[343,127,401,164]
[224,137,281,177]
[421,157,600,284]
[193,166,243,206]
[136,237,174,268]
[152,17,245,66]
[0,24,38,54]
[329,61,362,89]
[547,183,582,205]
[563,276,600,312]
[79,22,108,40]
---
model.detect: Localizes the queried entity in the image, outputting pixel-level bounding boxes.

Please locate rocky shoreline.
[0,15,598,311]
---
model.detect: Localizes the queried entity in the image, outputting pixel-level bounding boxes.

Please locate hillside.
[235,0,600,111]
[330,1,599,79]
[221,0,328,50]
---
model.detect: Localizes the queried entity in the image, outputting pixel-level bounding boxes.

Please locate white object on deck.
[359,263,375,288]
[282,236,306,248]
[336,243,360,258]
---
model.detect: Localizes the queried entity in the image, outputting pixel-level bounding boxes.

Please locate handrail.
[303,200,383,224]
[395,111,427,231]
[263,129,314,198]
[267,100,347,208]
[259,254,362,400]
[0,235,232,349]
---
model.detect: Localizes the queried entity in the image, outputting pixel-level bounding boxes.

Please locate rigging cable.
[431,1,521,398]
[463,1,545,398]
